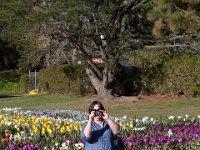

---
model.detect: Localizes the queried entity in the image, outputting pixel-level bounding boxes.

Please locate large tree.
[42,0,150,100]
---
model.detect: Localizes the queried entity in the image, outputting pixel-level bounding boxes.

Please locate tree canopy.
[0,0,200,99]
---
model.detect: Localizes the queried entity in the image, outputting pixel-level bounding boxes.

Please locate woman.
[81,101,121,150]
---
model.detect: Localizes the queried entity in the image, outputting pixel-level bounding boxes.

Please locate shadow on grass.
[0,95,20,99]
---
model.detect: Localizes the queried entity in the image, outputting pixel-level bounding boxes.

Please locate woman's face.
[93,104,100,111]
[93,104,103,121]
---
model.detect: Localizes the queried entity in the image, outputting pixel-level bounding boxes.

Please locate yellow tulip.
[17,128,20,132]
[47,128,52,134]
[32,124,36,129]
[69,124,74,129]
[60,126,65,133]
[34,127,38,133]
[47,125,51,129]
[130,123,134,128]
[4,117,8,121]
[57,125,61,129]
[1,120,5,125]
[0,115,3,119]
[42,127,45,135]
[66,126,71,132]
[126,122,129,127]
[31,116,36,121]
[74,125,79,131]
[19,118,25,124]
[13,119,18,124]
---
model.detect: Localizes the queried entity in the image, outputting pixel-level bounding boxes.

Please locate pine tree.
[148,0,200,36]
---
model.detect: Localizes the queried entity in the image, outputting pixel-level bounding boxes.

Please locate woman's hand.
[88,111,95,121]
[103,111,110,121]
[103,111,121,135]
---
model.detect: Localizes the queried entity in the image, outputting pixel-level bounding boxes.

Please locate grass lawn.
[0,94,200,119]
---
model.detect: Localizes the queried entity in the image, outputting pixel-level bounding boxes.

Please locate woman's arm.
[103,111,121,135]
[84,111,95,138]
[83,119,93,138]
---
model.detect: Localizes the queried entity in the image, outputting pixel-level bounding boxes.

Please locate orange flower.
[4,130,10,138]
[92,58,103,65]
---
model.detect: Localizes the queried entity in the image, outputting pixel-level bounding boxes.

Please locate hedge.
[1,53,200,97]
[39,65,94,96]
[0,70,28,94]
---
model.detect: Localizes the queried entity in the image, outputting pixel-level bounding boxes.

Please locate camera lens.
[95,111,102,116]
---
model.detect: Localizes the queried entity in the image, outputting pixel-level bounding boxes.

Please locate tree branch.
[122,0,149,15]
[74,43,103,80]
[168,0,192,14]
[145,44,198,50]
[109,0,149,31]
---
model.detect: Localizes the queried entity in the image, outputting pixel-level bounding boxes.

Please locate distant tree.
[0,0,81,71]
[147,0,200,50]
[0,0,42,70]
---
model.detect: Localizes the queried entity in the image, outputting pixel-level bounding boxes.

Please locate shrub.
[130,50,200,97]
[19,74,29,93]
[162,54,200,96]
[39,65,94,95]
[0,70,27,94]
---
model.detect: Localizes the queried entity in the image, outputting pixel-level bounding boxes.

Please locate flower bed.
[0,108,200,149]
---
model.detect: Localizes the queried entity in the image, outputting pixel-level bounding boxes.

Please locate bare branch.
[145,44,198,50]
[110,0,149,28]
[74,43,103,80]
[123,0,149,15]
[168,0,192,14]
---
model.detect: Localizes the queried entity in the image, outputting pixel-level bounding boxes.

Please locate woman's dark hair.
[88,101,105,114]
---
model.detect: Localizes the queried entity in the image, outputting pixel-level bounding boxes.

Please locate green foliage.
[0,70,20,83]
[148,0,200,36]
[0,70,27,94]
[163,54,200,96]
[0,0,47,71]
[1,82,24,94]
[19,74,29,92]
[124,49,169,95]
[39,65,94,95]
[126,50,200,96]
[139,65,164,95]
[126,49,171,67]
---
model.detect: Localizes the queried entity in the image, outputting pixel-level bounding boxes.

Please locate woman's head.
[88,101,105,114]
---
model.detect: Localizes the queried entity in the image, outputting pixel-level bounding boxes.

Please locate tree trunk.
[86,67,115,101]
[96,84,114,101]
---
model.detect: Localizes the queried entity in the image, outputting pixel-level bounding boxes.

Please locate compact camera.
[94,111,103,117]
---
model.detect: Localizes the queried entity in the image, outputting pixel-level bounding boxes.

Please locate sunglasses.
[92,109,103,111]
